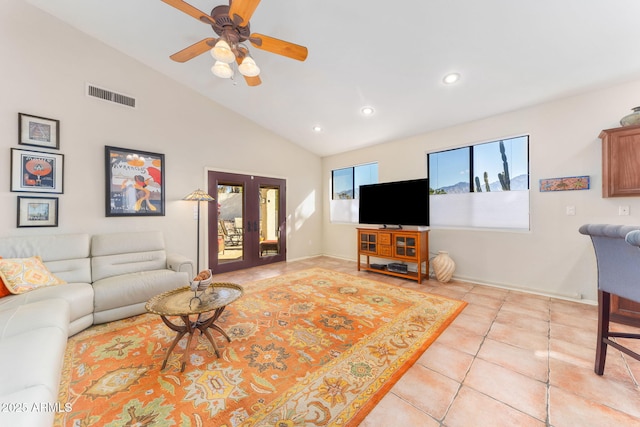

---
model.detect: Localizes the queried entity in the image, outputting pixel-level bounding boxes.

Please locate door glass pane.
[259,185,280,258]
[217,184,243,263]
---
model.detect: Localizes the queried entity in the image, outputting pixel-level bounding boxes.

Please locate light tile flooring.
[213,256,640,426]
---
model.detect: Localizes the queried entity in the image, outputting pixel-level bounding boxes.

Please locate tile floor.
[213,256,640,427]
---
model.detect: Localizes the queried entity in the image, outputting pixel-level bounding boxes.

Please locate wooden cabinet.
[599,125,640,325]
[600,124,640,197]
[357,228,429,283]
[611,295,640,328]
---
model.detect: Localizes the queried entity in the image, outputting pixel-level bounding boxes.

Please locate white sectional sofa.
[0,231,193,427]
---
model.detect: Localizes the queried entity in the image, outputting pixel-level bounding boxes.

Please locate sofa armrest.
[166,253,194,278]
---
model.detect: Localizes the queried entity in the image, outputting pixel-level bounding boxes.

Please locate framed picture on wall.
[10,148,64,193]
[18,113,60,149]
[105,146,165,217]
[17,196,58,227]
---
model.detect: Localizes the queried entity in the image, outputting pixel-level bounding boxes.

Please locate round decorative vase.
[620,106,640,127]
[432,251,455,283]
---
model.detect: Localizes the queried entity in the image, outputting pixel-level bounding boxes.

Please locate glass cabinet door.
[394,235,417,258]
[360,232,377,254]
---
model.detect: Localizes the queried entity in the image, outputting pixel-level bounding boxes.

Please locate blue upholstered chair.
[579,224,640,375]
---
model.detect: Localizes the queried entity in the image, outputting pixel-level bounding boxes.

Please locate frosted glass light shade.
[211,61,233,78]
[238,57,260,77]
[211,40,235,63]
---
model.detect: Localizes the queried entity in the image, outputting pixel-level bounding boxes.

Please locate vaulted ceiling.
[25,0,640,156]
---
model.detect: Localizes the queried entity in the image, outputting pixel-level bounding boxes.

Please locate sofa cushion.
[0,299,69,427]
[91,231,168,282]
[0,300,69,390]
[0,234,90,262]
[93,269,188,315]
[0,285,90,334]
[0,256,65,294]
[90,230,166,257]
[0,299,69,339]
[0,234,91,284]
[0,325,67,396]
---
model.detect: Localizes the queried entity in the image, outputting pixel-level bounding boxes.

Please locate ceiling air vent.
[86,83,136,108]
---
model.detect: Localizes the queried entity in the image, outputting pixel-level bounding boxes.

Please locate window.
[330,163,378,222]
[429,147,470,194]
[332,163,378,199]
[427,135,529,229]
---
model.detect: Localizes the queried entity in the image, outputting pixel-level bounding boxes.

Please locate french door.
[207,171,286,273]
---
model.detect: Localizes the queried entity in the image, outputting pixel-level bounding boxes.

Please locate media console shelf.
[357,228,429,283]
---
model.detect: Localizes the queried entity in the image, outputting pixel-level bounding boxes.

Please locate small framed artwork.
[10,148,64,194]
[17,196,58,227]
[105,146,165,217]
[540,175,590,192]
[18,113,60,149]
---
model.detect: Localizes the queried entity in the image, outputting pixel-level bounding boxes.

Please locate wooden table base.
[160,307,232,372]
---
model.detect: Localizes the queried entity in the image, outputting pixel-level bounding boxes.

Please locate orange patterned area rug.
[55,268,466,427]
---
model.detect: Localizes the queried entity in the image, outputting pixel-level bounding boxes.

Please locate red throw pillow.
[0,256,11,298]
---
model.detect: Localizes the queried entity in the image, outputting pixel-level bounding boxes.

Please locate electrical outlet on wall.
[619,206,630,216]
[566,206,576,216]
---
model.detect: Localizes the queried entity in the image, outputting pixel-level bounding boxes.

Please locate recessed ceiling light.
[312,125,323,132]
[443,73,461,84]
[361,106,375,116]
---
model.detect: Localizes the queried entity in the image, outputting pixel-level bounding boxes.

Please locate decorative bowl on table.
[190,269,213,292]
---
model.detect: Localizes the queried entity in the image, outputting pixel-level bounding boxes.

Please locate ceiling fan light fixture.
[211,39,235,63]
[211,61,234,78]
[238,56,260,77]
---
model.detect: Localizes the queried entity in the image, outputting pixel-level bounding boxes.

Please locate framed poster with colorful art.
[17,196,58,227]
[18,113,60,149]
[105,146,165,217]
[10,148,64,193]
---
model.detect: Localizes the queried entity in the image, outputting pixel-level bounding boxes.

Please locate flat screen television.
[358,178,430,227]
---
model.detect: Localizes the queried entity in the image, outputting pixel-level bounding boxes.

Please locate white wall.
[0,0,323,267]
[323,79,640,303]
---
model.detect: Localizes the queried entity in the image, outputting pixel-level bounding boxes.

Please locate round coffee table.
[145,282,243,372]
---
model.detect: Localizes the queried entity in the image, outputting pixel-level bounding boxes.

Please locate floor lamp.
[183,189,215,273]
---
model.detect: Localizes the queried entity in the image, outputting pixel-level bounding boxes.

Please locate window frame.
[331,162,378,200]
[427,135,530,231]
[428,135,529,194]
[329,162,378,224]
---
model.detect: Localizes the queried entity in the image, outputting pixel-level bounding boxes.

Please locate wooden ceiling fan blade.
[235,52,262,86]
[170,38,216,62]
[243,75,262,86]
[161,0,215,25]
[229,0,262,27]
[249,33,308,61]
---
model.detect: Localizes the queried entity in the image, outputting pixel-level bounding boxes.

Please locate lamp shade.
[211,39,235,63]
[183,189,215,202]
[211,61,234,78]
[238,56,260,77]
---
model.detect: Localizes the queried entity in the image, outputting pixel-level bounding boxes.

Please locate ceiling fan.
[161,0,308,86]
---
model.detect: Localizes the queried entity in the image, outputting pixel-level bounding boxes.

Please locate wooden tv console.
[357,228,429,283]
